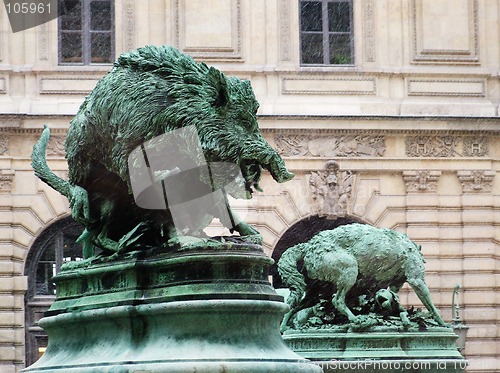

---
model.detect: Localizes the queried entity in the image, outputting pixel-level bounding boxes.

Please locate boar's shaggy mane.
[67,45,260,187]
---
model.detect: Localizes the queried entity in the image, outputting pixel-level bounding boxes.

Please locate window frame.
[299,0,354,66]
[57,0,115,66]
[24,217,85,366]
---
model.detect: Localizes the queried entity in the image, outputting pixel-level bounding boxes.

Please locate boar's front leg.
[217,199,262,244]
[232,219,261,241]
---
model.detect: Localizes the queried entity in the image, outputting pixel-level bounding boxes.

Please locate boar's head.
[192,68,294,198]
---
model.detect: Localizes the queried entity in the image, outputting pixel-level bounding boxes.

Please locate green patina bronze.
[31,45,294,258]
[278,223,446,332]
[25,46,321,373]
[278,223,466,372]
[24,243,321,372]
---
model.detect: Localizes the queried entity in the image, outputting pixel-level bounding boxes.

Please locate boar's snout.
[239,138,294,192]
[266,154,295,183]
[274,169,295,183]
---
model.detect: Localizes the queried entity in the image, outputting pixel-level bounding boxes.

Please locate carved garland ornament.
[363,0,375,62]
[279,0,291,62]
[0,135,8,154]
[124,0,135,52]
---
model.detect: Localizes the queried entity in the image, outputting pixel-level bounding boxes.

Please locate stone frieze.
[275,134,386,158]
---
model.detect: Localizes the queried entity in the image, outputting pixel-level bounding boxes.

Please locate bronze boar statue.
[31,45,294,257]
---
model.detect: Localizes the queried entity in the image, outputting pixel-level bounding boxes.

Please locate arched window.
[24,217,84,367]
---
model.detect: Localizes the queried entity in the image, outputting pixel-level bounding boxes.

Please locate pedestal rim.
[41,298,290,327]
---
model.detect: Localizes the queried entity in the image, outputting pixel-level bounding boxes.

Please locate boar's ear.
[208,67,229,108]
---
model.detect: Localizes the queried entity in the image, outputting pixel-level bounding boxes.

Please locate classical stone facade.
[0,1,498,372]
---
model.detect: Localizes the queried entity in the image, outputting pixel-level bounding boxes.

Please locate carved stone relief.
[0,136,9,155]
[309,160,355,219]
[406,135,489,157]
[275,134,386,158]
[279,0,291,62]
[402,170,441,193]
[405,136,458,157]
[124,0,135,52]
[0,171,15,193]
[457,170,495,193]
[38,23,49,61]
[47,136,66,156]
[462,136,489,157]
[363,0,375,62]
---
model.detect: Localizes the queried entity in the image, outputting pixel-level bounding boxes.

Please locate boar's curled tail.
[31,125,72,198]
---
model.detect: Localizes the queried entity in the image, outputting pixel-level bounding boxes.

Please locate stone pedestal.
[283,328,467,373]
[23,242,321,373]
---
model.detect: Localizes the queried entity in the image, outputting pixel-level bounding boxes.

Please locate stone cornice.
[259,115,500,135]
[261,127,500,136]
[0,114,498,137]
[0,127,68,135]
[258,114,500,122]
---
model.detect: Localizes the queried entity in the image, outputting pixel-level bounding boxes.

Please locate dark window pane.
[329,34,352,64]
[36,241,56,295]
[301,33,324,64]
[25,218,85,367]
[62,226,84,262]
[91,32,112,63]
[301,1,322,32]
[61,32,82,63]
[60,0,82,30]
[91,1,112,31]
[59,0,80,17]
[35,263,56,295]
[328,1,351,32]
[36,259,56,296]
[39,242,55,262]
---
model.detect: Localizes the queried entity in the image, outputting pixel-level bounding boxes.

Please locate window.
[24,218,84,366]
[58,0,115,65]
[300,0,353,65]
